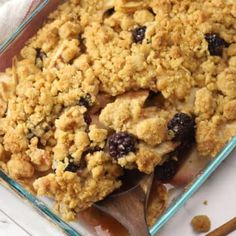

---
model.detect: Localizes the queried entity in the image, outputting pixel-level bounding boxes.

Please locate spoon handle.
[95,186,150,236]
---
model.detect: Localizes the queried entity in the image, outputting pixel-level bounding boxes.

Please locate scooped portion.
[0,0,236,220]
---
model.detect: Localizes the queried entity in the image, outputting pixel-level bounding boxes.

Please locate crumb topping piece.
[191,215,211,233]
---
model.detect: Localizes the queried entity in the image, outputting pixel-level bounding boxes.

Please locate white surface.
[0,149,235,236]
[0,184,64,236]
[159,148,236,236]
[0,0,41,43]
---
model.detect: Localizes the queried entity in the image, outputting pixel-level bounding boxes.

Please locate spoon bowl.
[94,170,154,236]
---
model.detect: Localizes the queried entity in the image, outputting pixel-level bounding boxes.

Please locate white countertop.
[0,148,236,236]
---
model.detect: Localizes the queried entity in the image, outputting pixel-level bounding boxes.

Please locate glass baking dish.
[0,1,236,235]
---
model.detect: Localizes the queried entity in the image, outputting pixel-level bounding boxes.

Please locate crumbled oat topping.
[0,0,235,220]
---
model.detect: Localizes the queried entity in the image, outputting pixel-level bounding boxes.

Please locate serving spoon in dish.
[94,170,154,236]
[93,140,194,236]
[94,137,236,236]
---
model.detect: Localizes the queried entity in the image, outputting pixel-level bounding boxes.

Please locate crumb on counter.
[203,200,208,205]
[191,215,211,233]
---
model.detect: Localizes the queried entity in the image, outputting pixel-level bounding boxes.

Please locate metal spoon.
[94,170,154,236]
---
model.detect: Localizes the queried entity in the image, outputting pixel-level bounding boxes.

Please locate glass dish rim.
[0,1,236,235]
[0,0,49,51]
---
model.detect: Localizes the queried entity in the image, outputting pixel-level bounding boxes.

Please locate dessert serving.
[0,0,236,227]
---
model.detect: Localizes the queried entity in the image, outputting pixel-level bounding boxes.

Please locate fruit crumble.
[0,0,236,222]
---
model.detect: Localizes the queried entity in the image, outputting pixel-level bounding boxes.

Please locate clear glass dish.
[0,1,236,235]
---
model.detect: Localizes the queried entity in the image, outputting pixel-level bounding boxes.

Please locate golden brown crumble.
[191,215,211,233]
[0,0,235,221]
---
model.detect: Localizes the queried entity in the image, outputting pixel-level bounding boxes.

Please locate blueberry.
[65,162,79,173]
[108,132,137,159]
[205,33,229,56]
[78,94,92,108]
[132,26,147,44]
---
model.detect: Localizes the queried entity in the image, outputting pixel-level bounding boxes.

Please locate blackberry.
[168,112,195,141]
[205,33,229,56]
[155,160,178,181]
[132,26,147,44]
[108,132,137,159]
[65,162,79,173]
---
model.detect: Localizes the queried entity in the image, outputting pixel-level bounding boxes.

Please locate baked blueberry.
[65,162,80,172]
[78,94,92,108]
[132,26,147,44]
[205,33,229,56]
